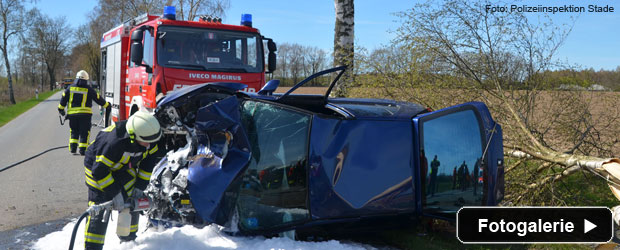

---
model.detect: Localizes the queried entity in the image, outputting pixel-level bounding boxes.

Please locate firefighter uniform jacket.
[84,120,162,202]
[58,80,108,116]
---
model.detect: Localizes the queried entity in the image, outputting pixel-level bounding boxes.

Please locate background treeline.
[1,0,231,105]
[270,42,330,87]
[542,68,620,91]
[2,0,620,107]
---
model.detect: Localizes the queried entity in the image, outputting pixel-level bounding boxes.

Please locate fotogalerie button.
[457,207,613,244]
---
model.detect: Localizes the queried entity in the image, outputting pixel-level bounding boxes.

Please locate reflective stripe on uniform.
[84,167,93,177]
[98,173,114,189]
[84,232,105,244]
[110,162,123,171]
[70,87,89,93]
[67,107,92,114]
[96,155,114,167]
[102,123,115,132]
[130,224,138,232]
[127,168,136,178]
[123,178,135,191]
[123,151,143,158]
[138,169,151,181]
[66,87,92,115]
[85,176,103,191]
[149,145,159,154]
[121,155,130,164]
[79,142,88,148]
[70,139,79,143]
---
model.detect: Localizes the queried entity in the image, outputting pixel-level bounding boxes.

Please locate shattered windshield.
[236,100,311,231]
[156,26,262,73]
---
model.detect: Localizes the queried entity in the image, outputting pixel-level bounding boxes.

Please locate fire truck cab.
[100,7,276,124]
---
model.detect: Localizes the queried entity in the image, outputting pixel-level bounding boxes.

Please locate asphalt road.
[0,91,105,232]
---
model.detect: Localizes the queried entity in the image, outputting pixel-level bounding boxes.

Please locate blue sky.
[34,0,619,70]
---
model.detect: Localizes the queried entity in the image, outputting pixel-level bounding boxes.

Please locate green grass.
[0,89,59,127]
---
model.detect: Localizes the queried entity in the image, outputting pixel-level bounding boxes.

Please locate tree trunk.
[333,0,354,97]
[2,47,15,104]
[47,65,56,91]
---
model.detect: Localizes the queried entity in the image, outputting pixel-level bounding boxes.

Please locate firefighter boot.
[69,141,78,154]
[79,148,86,155]
[69,127,79,154]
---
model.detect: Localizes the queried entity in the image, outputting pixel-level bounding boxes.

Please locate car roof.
[329,98,427,119]
[248,93,427,119]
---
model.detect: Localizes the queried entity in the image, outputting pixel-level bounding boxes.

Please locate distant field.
[277,87,620,156]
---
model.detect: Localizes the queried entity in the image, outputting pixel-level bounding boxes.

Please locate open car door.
[412,102,504,219]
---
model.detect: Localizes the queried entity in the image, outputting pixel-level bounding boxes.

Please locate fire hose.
[1,110,108,173]
[0,146,68,173]
[68,201,113,250]
[68,196,151,250]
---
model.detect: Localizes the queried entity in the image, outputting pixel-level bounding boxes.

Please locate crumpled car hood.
[187,96,251,224]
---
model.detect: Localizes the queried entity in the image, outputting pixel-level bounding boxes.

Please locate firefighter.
[58,70,109,155]
[83,111,163,250]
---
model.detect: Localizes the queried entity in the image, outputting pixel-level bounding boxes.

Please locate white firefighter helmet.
[126,111,162,143]
[76,70,89,80]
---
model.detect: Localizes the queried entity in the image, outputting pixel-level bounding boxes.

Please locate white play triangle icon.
[584,219,597,233]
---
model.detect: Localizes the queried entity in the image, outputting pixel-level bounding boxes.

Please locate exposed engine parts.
[146,92,234,227]
[146,136,200,226]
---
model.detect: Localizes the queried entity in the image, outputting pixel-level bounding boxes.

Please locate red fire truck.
[100,6,276,124]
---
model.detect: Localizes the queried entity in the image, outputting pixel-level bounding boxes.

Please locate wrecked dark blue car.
[146,67,505,238]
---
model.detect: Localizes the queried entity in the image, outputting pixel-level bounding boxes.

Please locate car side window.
[420,109,484,214]
[236,100,311,230]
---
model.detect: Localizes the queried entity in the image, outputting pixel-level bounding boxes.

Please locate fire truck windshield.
[157,26,263,73]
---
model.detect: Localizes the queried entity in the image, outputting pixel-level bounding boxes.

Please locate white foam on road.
[33,212,374,250]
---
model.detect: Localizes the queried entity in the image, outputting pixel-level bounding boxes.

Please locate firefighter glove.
[58,108,65,116]
[112,192,126,211]
[132,188,145,199]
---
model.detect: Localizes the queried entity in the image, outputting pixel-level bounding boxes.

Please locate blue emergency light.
[241,14,252,27]
[164,6,176,20]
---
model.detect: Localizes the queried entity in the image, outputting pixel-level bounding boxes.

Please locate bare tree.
[275,43,291,84]
[98,0,163,24]
[0,0,27,104]
[74,7,114,85]
[305,46,328,86]
[333,0,354,97]
[15,34,40,87]
[30,12,72,90]
[170,0,230,21]
[288,43,305,84]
